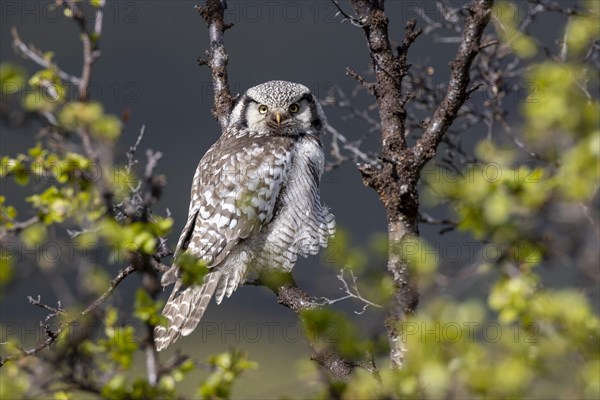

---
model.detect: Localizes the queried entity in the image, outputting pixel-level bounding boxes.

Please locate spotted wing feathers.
[154,136,293,351]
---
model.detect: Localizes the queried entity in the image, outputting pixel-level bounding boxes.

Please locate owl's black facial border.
[296,93,323,132]
[235,95,254,128]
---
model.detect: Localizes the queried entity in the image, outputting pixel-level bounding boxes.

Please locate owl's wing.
[161,137,292,282]
[155,136,293,350]
[188,136,292,265]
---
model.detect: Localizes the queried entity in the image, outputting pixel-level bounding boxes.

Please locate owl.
[154,80,336,351]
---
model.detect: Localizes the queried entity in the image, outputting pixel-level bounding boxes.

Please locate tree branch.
[349,0,414,157]
[11,28,81,86]
[62,0,104,101]
[196,0,234,131]
[415,0,493,167]
[315,268,383,314]
[251,271,359,381]
[346,0,423,370]
[0,216,39,241]
[343,0,494,369]
[0,265,135,367]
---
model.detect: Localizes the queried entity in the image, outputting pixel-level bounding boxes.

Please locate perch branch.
[252,271,362,381]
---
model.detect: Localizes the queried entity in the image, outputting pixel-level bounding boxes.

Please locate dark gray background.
[0,1,589,397]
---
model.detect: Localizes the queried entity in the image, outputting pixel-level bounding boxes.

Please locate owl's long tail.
[154,271,221,351]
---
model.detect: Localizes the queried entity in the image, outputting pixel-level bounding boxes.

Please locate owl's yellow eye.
[258,105,269,114]
[288,103,300,113]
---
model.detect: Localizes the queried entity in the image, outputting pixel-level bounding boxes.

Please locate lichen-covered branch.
[252,272,358,381]
[348,0,417,156]
[415,0,494,167]
[196,0,235,131]
[343,0,494,369]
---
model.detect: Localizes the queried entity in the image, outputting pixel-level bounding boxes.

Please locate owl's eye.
[288,103,300,113]
[258,105,269,114]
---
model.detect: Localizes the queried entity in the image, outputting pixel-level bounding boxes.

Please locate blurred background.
[1,1,596,398]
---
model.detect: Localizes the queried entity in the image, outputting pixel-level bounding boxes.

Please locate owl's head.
[229,80,325,135]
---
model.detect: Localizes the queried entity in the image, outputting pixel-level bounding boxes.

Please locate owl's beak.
[270,110,290,126]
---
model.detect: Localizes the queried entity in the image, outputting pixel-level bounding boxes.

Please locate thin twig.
[0,216,39,240]
[62,0,104,101]
[11,28,80,86]
[330,0,363,27]
[126,125,146,174]
[0,265,136,367]
[316,268,382,315]
[250,271,362,381]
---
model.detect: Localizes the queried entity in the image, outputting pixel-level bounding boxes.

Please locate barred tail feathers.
[154,271,221,351]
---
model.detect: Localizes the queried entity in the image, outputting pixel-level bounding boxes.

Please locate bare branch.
[415,0,494,167]
[27,296,65,320]
[143,149,166,209]
[126,125,147,174]
[0,216,39,240]
[343,0,495,369]
[0,265,135,367]
[324,123,378,170]
[11,28,80,86]
[93,0,106,38]
[345,67,376,95]
[528,0,588,16]
[196,0,234,131]
[251,271,360,381]
[316,268,382,315]
[330,0,363,27]
[62,0,104,101]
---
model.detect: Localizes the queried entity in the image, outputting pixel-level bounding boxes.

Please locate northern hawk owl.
[155,81,335,350]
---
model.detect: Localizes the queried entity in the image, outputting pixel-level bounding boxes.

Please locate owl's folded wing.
[161,135,294,285]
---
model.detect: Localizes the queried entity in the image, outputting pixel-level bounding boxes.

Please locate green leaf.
[28,68,65,102]
[0,255,14,287]
[58,102,103,130]
[90,115,122,141]
[20,223,47,248]
[493,2,537,58]
[0,362,30,399]
[133,288,166,326]
[198,350,257,400]
[176,252,209,286]
[301,309,371,359]
[0,62,27,95]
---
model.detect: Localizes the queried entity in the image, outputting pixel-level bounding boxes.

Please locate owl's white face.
[244,96,317,131]
[229,81,325,136]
